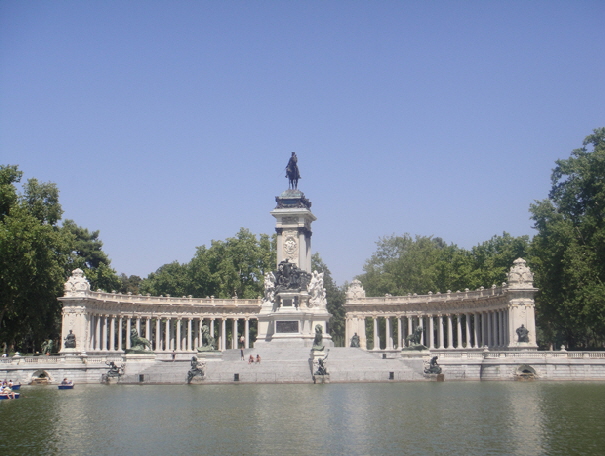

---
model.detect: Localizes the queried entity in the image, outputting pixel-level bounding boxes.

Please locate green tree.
[358,232,529,297]
[530,127,605,349]
[466,233,530,289]
[358,234,460,296]
[119,273,143,295]
[141,228,276,299]
[140,261,190,297]
[0,166,72,349]
[311,253,346,345]
[61,219,121,292]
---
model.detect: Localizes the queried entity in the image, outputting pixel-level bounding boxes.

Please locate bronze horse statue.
[285,152,300,190]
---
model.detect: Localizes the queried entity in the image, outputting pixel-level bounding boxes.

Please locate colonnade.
[349,309,511,350]
[86,314,257,353]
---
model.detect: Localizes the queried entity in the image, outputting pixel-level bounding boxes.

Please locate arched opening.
[515,364,537,380]
[30,370,53,385]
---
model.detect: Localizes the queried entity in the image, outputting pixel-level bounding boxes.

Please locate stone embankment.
[2,349,605,384]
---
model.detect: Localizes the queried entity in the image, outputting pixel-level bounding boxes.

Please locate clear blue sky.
[2,1,604,285]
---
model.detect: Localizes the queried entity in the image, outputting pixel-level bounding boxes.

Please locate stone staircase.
[119,347,426,384]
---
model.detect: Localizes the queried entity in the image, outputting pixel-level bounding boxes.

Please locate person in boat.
[61,378,71,385]
[2,385,15,399]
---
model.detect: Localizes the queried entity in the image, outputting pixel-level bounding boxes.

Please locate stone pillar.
[372,317,379,351]
[187,318,192,352]
[428,315,435,349]
[192,319,198,349]
[456,315,462,349]
[473,312,480,348]
[146,318,151,342]
[110,316,116,352]
[465,313,471,349]
[100,316,107,351]
[95,315,101,352]
[210,319,215,346]
[245,318,250,349]
[156,318,161,352]
[438,315,445,349]
[118,316,123,352]
[136,317,141,335]
[221,319,227,351]
[447,315,453,349]
[232,318,238,350]
[385,317,393,349]
[271,195,316,273]
[490,311,495,347]
[504,311,509,346]
[164,318,170,351]
[482,312,487,348]
[397,317,402,349]
[176,319,182,351]
[126,317,132,349]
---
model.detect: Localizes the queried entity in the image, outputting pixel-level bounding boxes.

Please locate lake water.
[1,382,604,456]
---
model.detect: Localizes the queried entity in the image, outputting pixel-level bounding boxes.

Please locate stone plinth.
[123,353,156,376]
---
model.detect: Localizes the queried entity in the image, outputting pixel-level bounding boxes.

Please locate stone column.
[110,316,116,352]
[221,319,227,351]
[372,317,379,350]
[164,318,170,351]
[428,315,435,349]
[397,317,402,349]
[447,315,453,349]
[482,312,487,348]
[156,318,162,352]
[175,319,181,351]
[245,318,250,349]
[473,312,480,348]
[136,317,141,335]
[456,315,462,349]
[232,318,238,350]
[487,312,494,348]
[187,318,193,352]
[146,318,151,342]
[504,311,509,346]
[464,313,473,349]
[100,316,106,352]
[210,318,215,347]
[95,315,101,352]
[126,317,132,349]
[118,316,123,352]
[438,315,445,349]
[418,316,424,346]
[386,317,393,350]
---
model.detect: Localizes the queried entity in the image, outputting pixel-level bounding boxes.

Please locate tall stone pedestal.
[256,188,333,348]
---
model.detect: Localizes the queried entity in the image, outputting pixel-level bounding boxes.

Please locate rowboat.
[0,392,19,399]
[11,384,20,390]
[58,382,74,390]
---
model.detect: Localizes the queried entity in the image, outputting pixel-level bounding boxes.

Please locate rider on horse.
[286,152,300,189]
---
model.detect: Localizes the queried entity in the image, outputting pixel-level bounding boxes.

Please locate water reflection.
[1,382,605,455]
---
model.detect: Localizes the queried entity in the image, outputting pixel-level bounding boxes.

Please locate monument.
[255,153,333,347]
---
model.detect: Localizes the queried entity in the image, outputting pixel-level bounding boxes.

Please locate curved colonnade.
[60,270,260,355]
[344,258,539,351]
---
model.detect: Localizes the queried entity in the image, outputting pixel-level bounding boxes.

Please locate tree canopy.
[0,165,120,352]
[357,232,529,297]
[530,127,605,348]
[140,228,276,299]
